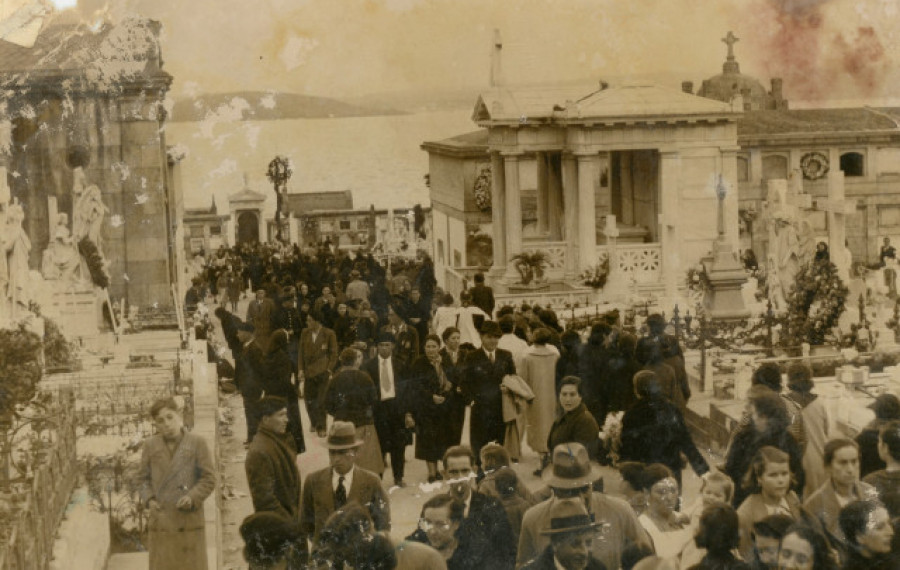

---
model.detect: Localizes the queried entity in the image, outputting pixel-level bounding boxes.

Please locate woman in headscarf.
[409,334,457,482]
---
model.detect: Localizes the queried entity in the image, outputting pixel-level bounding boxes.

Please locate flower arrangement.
[77,237,110,289]
[783,256,848,347]
[580,258,609,289]
[598,411,624,466]
[473,166,492,212]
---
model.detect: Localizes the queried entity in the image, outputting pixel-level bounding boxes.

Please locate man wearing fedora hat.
[461,320,517,469]
[299,420,390,560]
[517,443,649,570]
[235,320,266,445]
[520,498,607,570]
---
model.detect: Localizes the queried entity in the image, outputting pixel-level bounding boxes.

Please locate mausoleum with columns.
[427,81,741,305]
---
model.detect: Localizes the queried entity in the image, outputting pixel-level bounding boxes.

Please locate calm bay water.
[166,109,475,212]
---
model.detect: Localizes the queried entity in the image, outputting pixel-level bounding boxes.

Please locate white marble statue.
[41,213,82,282]
[4,200,31,313]
[72,166,108,254]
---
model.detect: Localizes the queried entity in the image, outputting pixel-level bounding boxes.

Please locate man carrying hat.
[520,499,607,570]
[299,420,390,560]
[517,443,649,570]
[460,320,517,469]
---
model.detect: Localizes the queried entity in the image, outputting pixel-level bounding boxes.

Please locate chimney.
[490,29,503,87]
[681,81,694,94]
[741,87,751,111]
[771,78,784,108]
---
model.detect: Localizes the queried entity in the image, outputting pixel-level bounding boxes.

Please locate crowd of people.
[158,242,900,569]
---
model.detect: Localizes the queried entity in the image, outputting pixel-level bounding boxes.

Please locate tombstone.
[815,171,856,285]
[703,176,749,320]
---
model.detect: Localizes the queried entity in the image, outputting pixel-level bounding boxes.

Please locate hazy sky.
[86,0,900,104]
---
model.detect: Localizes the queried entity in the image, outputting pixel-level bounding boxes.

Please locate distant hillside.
[170,91,403,122]
[346,87,481,113]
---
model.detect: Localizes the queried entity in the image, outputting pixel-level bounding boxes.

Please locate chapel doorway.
[237,211,259,245]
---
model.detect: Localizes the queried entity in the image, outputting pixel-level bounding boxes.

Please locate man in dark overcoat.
[362,330,414,487]
[460,320,516,466]
[235,321,265,444]
[245,397,301,522]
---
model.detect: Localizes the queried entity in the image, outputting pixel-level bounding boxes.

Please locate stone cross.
[816,171,856,282]
[722,31,739,60]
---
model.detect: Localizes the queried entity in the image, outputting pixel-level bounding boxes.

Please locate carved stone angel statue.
[72,166,108,255]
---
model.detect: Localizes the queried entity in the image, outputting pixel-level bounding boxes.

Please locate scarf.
[429,353,453,394]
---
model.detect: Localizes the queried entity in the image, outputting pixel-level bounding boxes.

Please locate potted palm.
[509,251,549,289]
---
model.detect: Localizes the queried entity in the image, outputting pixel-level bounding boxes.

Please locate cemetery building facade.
[425,33,900,304]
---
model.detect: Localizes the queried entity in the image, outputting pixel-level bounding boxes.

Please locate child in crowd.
[681,471,736,568]
[747,515,794,570]
[736,446,803,560]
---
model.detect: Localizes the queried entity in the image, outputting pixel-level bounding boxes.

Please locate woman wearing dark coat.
[636,337,686,411]
[547,376,601,460]
[605,331,641,414]
[556,330,582,394]
[440,327,469,447]
[724,388,805,508]
[578,323,613,426]
[619,371,709,487]
[263,329,305,453]
[409,334,457,481]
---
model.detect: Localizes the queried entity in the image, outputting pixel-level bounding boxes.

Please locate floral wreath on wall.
[800,151,829,181]
[473,166,492,212]
[783,256,847,347]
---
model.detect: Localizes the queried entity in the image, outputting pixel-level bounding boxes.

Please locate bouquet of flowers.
[598,411,624,466]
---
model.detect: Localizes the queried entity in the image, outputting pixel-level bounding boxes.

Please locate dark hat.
[376,330,396,344]
[539,498,604,536]
[542,443,603,489]
[868,393,900,419]
[350,269,361,278]
[257,396,288,418]
[282,286,296,298]
[325,421,364,450]
[240,512,301,564]
[235,320,255,333]
[479,320,502,337]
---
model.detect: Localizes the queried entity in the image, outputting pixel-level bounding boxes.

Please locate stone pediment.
[473,83,596,124]
[228,188,267,204]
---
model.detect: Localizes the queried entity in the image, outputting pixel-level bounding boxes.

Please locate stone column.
[562,153,579,279]
[721,147,741,249]
[536,152,549,235]
[575,153,598,272]
[658,150,681,300]
[489,151,507,280]
[503,152,524,282]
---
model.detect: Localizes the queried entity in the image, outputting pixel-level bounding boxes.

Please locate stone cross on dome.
[722,31,739,60]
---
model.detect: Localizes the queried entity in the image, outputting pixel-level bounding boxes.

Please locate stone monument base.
[47,287,100,338]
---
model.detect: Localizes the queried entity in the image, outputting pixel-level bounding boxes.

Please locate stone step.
[105,552,147,570]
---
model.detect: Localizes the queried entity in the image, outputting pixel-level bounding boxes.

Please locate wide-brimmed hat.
[479,320,502,338]
[541,443,603,489]
[324,421,363,450]
[868,393,900,419]
[236,320,255,333]
[539,498,604,536]
[376,330,396,344]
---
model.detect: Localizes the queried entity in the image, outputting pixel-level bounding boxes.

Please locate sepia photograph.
[0,0,898,568]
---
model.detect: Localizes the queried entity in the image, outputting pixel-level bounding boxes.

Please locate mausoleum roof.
[474,82,733,125]
[420,130,489,157]
[738,108,900,138]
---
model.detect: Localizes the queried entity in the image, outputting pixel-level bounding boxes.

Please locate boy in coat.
[245,396,302,522]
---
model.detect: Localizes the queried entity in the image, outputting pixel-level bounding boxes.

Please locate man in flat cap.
[362,330,414,487]
[460,320,516,470]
